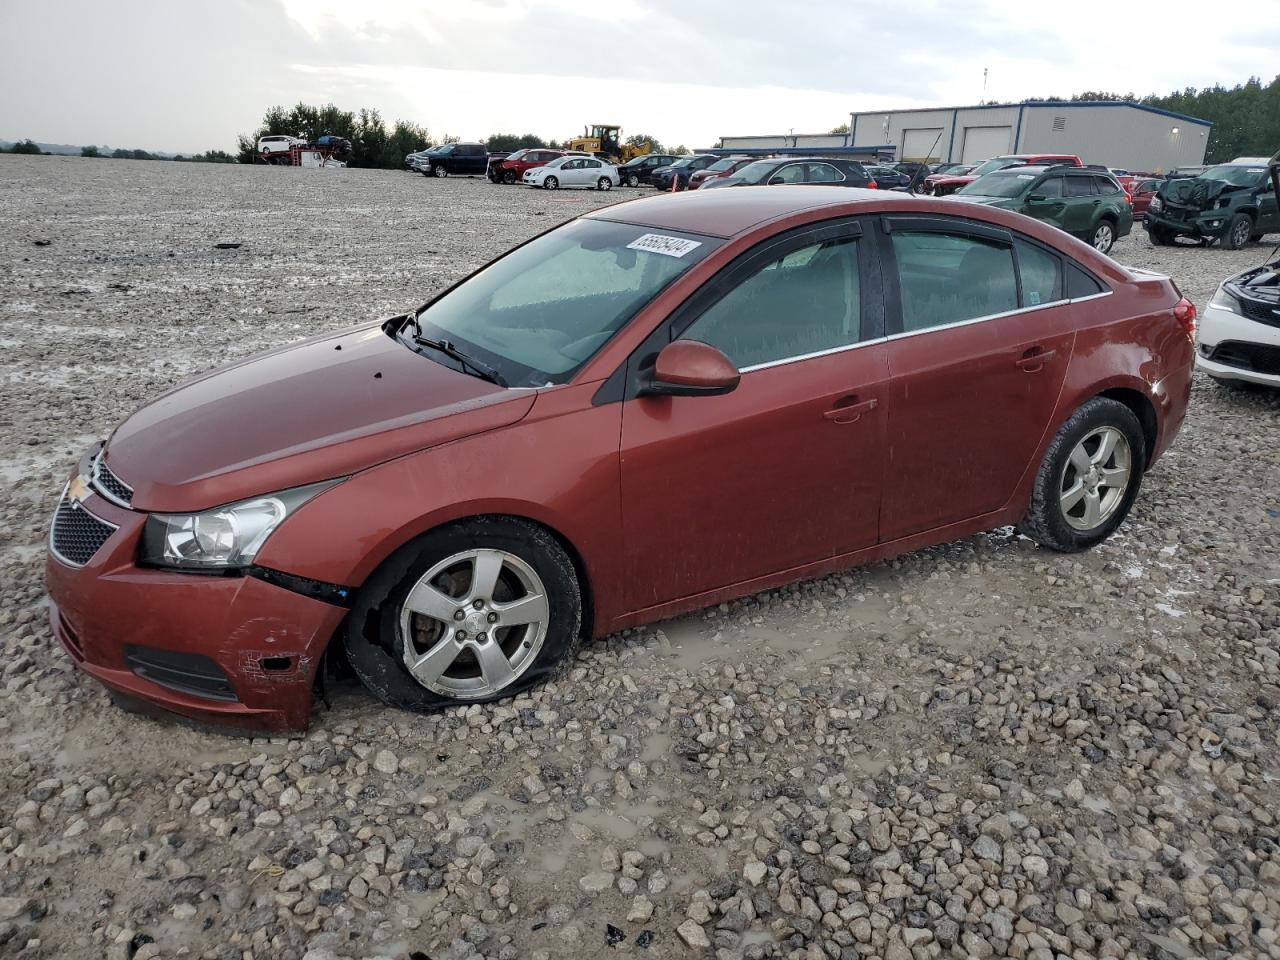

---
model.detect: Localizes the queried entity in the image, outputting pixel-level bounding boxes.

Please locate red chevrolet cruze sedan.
[47,187,1195,733]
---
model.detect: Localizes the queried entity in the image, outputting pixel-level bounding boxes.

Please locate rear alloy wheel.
[433,164,448,178]
[597,177,612,191]
[1018,397,1145,552]
[1224,214,1253,250]
[1090,220,1116,254]
[543,176,559,190]
[344,518,581,712]
[628,174,640,188]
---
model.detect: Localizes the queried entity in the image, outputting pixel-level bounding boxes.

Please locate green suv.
[1144,158,1280,249]
[949,165,1133,254]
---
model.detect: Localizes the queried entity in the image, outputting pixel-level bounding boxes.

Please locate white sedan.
[523,155,619,191]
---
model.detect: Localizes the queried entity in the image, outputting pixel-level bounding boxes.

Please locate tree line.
[1024,74,1280,163]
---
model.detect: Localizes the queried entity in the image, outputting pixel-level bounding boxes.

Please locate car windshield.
[734,160,782,184]
[669,158,694,169]
[1201,164,1266,187]
[705,157,742,172]
[967,157,1019,177]
[409,219,722,387]
[507,149,530,161]
[960,170,1038,197]
[543,157,568,168]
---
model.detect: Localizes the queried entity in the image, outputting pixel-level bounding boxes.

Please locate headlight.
[1208,285,1243,316]
[140,481,335,570]
[1149,197,1163,212]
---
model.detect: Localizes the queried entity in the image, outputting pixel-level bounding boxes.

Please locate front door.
[877,217,1076,542]
[618,221,888,612]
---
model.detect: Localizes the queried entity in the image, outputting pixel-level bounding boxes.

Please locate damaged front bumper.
[46,487,349,734]
[1144,206,1231,239]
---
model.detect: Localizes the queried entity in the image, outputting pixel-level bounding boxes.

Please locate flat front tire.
[344,518,582,713]
[1224,214,1253,250]
[1018,398,1145,552]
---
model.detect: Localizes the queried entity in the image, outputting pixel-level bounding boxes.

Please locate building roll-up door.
[901,128,944,162]
[960,126,1012,163]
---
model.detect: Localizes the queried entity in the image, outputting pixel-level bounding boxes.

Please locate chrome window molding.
[736,290,1112,374]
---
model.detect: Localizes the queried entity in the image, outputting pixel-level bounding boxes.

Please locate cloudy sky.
[2,0,1277,153]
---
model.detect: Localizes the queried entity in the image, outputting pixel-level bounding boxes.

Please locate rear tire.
[1090,219,1117,254]
[597,177,612,191]
[1018,398,1145,552]
[503,170,517,184]
[1224,214,1252,250]
[344,518,581,713]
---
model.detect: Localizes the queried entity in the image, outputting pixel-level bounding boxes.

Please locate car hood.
[1157,176,1243,210]
[104,322,534,512]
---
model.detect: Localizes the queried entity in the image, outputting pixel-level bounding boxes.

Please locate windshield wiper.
[406,320,507,387]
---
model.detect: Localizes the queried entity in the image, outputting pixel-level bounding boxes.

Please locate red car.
[1128,177,1163,219]
[47,187,1195,733]
[925,153,1083,196]
[491,148,572,184]
[687,156,756,190]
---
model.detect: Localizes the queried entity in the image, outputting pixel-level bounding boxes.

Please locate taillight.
[1173,296,1196,341]
[867,180,878,189]
[1123,191,1132,205]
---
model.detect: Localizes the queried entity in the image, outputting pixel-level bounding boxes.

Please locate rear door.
[582,158,604,186]
[1061,175,1099,234]
[618,219,889,610]
[876,216,1077,541]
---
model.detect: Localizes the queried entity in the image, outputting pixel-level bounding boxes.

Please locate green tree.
[829,123,850,135]
[80,145,100,157]
[486,133,548,152]
[9,139,42,154]
[385,120,432,166]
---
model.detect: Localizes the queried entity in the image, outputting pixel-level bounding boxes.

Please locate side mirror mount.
[641,340,740,397]
[768,176,785,185]
[1026,194,1047,203]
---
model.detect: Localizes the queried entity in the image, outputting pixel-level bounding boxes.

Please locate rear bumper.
[46,493,348,734]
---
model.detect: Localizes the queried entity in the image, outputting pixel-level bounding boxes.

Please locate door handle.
[1015,348,1057,372]
[823,397,877,423]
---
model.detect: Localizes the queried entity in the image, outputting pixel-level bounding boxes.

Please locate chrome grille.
[91,454,133,507]
[50,490,117,567]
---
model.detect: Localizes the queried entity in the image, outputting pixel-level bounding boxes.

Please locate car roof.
[587,186,883,238]
[1225,157,1271,166]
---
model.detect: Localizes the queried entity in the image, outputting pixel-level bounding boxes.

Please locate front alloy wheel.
[399,549,548,698]
[628,174,640,188]
[434,165,448,178]
[344,518,582,712]
[1224,214,1253,250]
[543,176,559,190]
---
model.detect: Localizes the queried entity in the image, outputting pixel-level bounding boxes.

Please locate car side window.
[1138,179,1160,193]
[1093,176,1121,195]
[586,159,601,168]
[1034,177,1064,198]
[772,164,805,184]
[1063,176,1095,198]
[805,163,844,183]
[1014,240,1064,307]
[679,237,861,369]
[890,231,1018,332]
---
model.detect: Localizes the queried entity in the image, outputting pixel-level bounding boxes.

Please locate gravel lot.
[2,156,1279,960]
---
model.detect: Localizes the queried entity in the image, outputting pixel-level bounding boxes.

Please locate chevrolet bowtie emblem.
[68,474,90,505]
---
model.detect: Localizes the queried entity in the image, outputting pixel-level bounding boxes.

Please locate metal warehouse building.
[720,101,1211,174]
[849,101,1210,172]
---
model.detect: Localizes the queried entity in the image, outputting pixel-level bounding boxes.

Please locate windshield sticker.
[1247,168,1264,174]
[1028,291,1041,305]
[1016,174,1035,179]
[627,234,703,258]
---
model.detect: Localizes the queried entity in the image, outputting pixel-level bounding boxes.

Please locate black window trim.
[875,214,1110,340]
[593,216,881,405]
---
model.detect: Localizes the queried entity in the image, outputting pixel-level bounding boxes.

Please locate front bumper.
[46,487,348,734]
[1195,301,1280,386]
[1145,209,1229,239]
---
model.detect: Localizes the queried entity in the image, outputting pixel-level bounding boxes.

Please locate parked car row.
[405,142,496,177]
